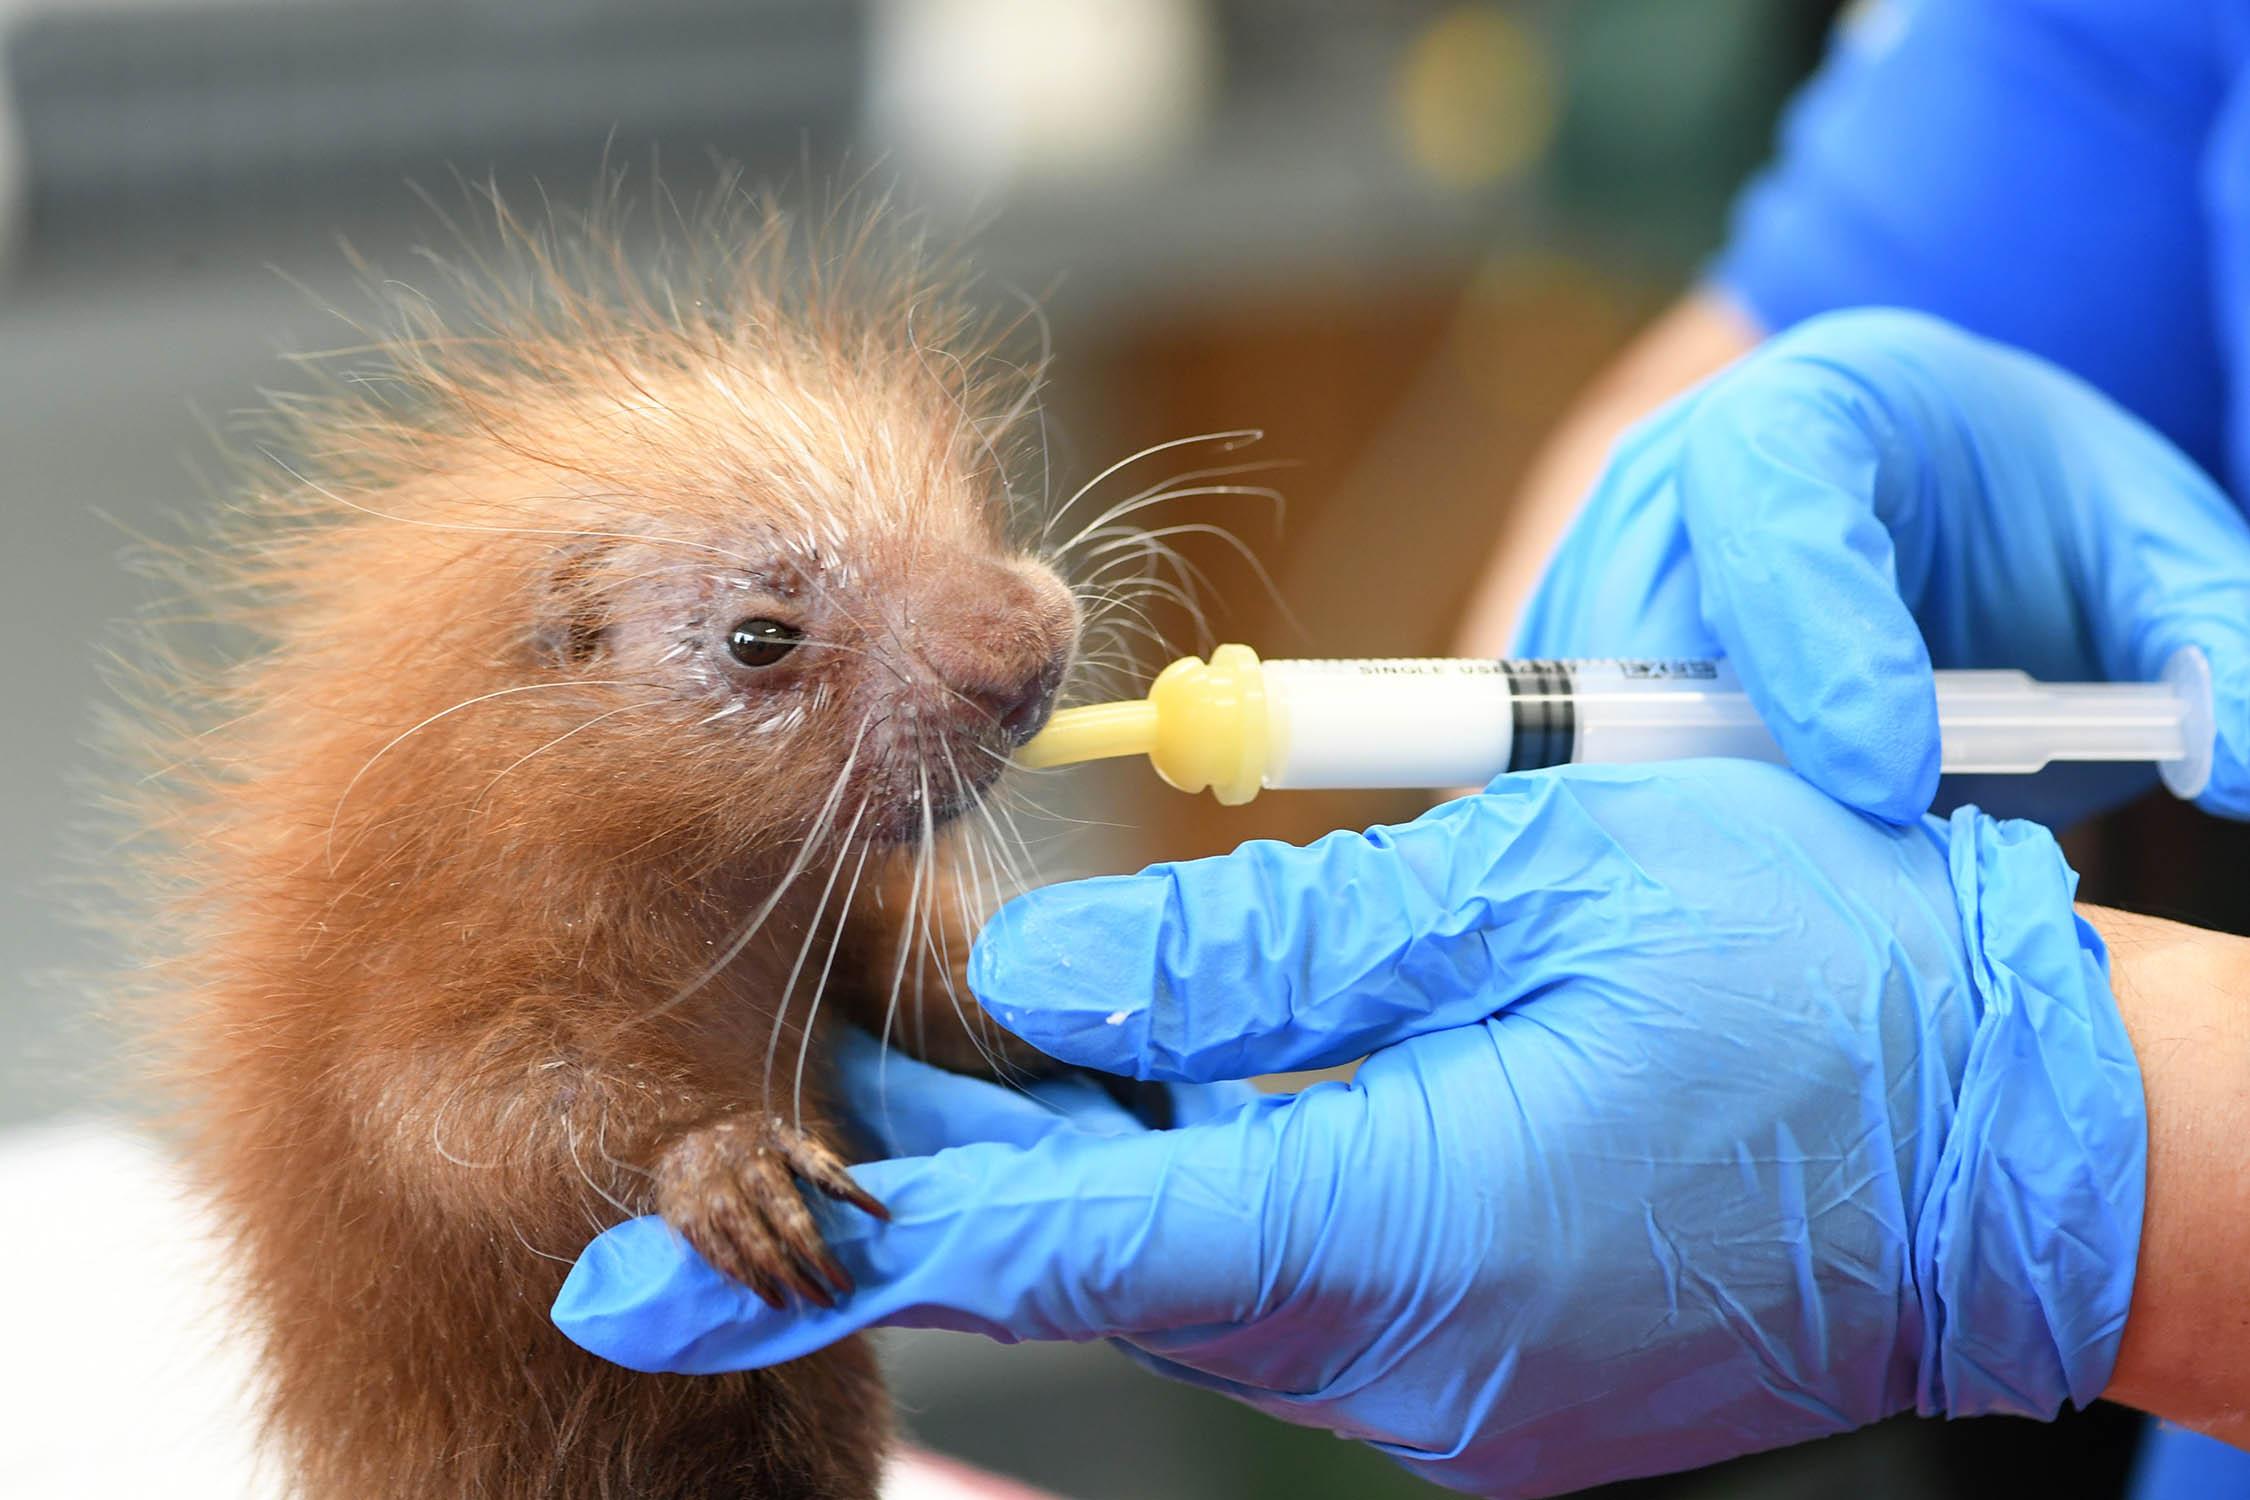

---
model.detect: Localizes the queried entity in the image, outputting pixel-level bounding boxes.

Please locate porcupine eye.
[725,617,803,668]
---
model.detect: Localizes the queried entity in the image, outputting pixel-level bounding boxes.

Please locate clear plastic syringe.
[1016,643,2216,805]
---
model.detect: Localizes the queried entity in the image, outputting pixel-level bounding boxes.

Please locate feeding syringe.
[1015,644,2215,805]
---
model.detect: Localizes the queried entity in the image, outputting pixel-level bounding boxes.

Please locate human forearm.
[2093,903,2250,1447]
[1450,288,1761,658]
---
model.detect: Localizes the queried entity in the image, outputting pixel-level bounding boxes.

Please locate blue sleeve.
[2128,1421,2250,1498]
[1710,0,2233,484]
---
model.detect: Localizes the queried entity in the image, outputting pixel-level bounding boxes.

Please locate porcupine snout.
[901,556,1075,753]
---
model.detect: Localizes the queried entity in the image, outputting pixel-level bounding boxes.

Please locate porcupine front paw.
[653,1115,888,1309]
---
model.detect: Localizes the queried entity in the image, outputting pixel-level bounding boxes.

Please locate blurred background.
[0,1,2198,1495]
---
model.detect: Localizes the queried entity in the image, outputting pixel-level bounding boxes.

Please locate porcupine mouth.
[865,749,1009,845]
[863,671,1059,844]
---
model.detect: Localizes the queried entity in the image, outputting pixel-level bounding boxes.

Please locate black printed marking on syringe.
[1321,658,1721,680]
[1612,659,1719,681]
[1498,658,1723,770]
[1504,660,1575,772]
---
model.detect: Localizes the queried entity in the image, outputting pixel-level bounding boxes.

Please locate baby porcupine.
[111,185,1089,1499]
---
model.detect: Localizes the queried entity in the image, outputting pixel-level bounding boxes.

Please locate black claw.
[785,1244,842,1308]
[828,1177,888,1220]
[801,1161,886,1219]
[804,1240,854,1297]
[774,1258,831,1309]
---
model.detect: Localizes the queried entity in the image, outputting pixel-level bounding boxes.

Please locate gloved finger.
[1512,395,1724,663]
[830,1026,1098,1157]
[1167,1076,1267,1127]
[970,780,1616,1081]
[831,1027,1262,1157]
[554,1094,1292,1374]
[1794,309,2250,821]
[1105,1340,1275,1404]
[1051,1075,1268,1132]
[2087,480,2250,819]
[1669,321,1943,824]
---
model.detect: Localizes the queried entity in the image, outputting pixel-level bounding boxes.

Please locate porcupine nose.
[910,559,1074,750]
[974,654,1065,748]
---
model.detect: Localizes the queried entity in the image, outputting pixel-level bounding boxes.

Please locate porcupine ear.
[529,541,614,669]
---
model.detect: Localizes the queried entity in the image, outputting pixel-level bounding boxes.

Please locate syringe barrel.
[1928,671,2190,772]
[1259,657,2205,790]
[1261,658,1777,787]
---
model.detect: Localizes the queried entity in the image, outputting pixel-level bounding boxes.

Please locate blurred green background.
[0,3,2149,1497]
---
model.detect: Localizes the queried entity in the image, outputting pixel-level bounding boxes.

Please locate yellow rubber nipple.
[1017,643,1270,805]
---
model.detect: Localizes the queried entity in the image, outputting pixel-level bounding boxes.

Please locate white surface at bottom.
[0,1118,1057,1500]
[2,1117,282,1499]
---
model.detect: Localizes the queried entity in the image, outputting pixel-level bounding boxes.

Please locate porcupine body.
[113,188,1084,1498]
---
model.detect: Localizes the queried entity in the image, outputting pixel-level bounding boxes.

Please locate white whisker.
[476,697,669,805]
[1042,429,1263,542]
[326,678,647,870]
[792,830,874,1131]
[1047,472,1287,561]
[763,795,871,1108]
[624,719,869,1032]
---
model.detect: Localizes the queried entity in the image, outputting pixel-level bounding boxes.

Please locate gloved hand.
[1517,307,2250,827]
[554,761,2146,1498]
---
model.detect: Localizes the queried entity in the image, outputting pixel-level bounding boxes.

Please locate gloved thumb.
[1672,341,1941,824]
[969,782,1614,1081]
[553,1096,1290,1373]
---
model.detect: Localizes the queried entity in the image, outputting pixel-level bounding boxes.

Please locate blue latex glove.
[1517,307,2250,827]
[555,761,2145,1497]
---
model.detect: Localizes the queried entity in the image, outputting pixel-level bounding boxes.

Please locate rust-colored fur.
[111,187,1080,1497]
